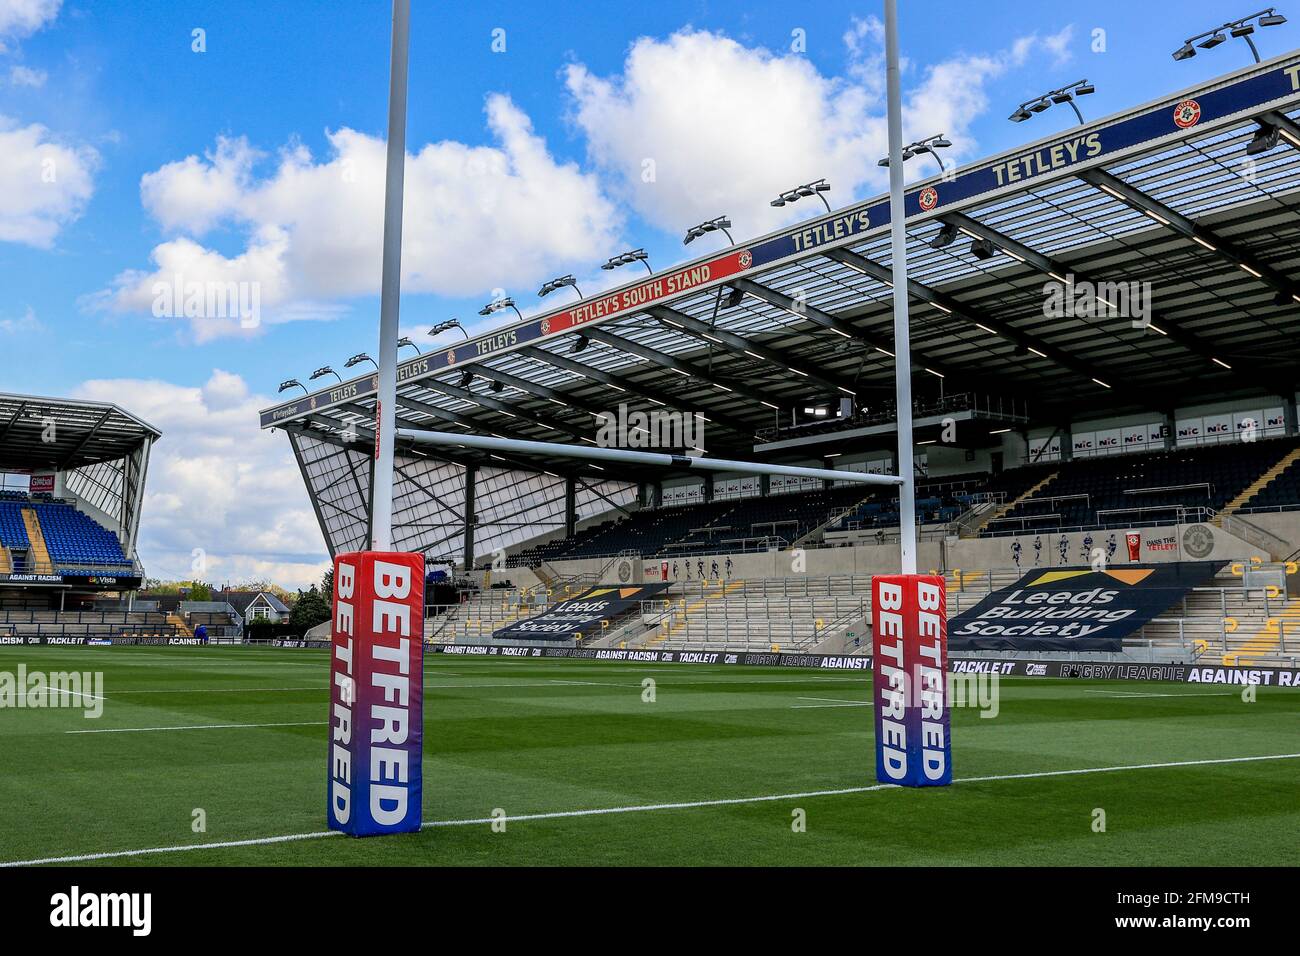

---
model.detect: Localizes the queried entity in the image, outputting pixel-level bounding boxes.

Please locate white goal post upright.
[371,0,410,552]
[884,0,918,575]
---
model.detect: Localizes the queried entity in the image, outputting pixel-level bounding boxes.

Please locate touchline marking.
[66,720,326,735]
[796,696,870,704]
[792,695,870,708]
[6,752,1298,867]
[1081,689,1238,699]
[107,686,326,696]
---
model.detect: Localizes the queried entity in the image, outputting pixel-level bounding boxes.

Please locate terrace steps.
[1217,447,1300,519]
[1226,596,1300,664]
[967,470,1058,536]
[0,545,9,574]
[168,613,194,638]
[19,508,53,574]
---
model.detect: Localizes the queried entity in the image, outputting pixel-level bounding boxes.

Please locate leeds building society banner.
[948,562,1224,652]
[494,583,672,641]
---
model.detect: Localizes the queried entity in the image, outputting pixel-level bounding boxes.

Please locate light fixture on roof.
[479,297,522,321]
[344,352,378,370]
[538,274,582,299]
[1009,80,1094,126]
[930,222,959,250]
[877,135,952,174]
[969,237,996,261]
[278,379,307,395]
[683,216,733,246]
[397,336,421,355]
[1174,9,1286,62]
[571,334,589,354]
[458,371,474,389]
[601,248,652,274]
[770,178,832,211]
[1246,123,1281,155]
[722,288,745,309]
[429,318,469,340]
[310,366,342,384]
[490,380,504,393]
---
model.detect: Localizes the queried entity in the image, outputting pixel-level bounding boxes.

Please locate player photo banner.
[871,575,951,788]
[328,551,425,837]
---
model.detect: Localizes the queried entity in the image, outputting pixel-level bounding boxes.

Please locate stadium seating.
[35,501,130,572]
[984,439,1299,534]
[0,608,176,639]
[1239,447,1300,511]
[507,485,875,566]
[0,502,30,551]
[501,439,1300,568]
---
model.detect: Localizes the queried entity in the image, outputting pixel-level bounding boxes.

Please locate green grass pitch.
[1,645,1297,866]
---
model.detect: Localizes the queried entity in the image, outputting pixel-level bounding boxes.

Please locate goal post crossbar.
[394,427,906,487]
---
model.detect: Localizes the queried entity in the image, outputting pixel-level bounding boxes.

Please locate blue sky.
[0,0,1291,587]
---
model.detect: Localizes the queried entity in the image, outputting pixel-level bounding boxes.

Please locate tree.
[320,567,334,597]
[288,586,331,634]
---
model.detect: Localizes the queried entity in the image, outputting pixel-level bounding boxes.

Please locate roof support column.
[462,464,477,571]
[564,475,577,539]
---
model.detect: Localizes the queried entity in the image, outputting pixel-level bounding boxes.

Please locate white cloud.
[0,304,41,334]
[8,63,45,86]
[140,135,260,234]
[72,371,329,591]
[99,95,621,341]
[1041,25,1076,66]
[0,0,59,52]
[565,27,1076,237]
[0,116,97,247]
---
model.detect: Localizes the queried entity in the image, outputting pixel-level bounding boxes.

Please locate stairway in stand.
[19,508,54,573]
[167,613,194,638]
[966,471,1058,536]
[1215,446,1300,522]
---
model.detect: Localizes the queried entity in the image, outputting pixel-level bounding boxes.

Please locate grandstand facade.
[0,393,158,631]
[260,53,1300,661]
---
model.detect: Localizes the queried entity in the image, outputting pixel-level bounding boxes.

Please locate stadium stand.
[426,562,1292,663]
[1238,446,1300,513]
[0,495,133,573]
[0,501,31,572]
[504,490,868,566]
[0,608,177,639]
[27,500,131,572]
[984,438,1300,535]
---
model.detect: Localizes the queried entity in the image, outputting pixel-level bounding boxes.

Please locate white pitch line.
[790,697,873,707]
[107,686,326,695]
[796,696,870,705]
[1082,689,1238,699]
[66,720,326,735]
[6,751,1297,867]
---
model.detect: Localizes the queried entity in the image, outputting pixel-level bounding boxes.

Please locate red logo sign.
[919,187,939,211]
[1173,99,1201,129]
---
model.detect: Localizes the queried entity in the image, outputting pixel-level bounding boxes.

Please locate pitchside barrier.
[328,551,425,837]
